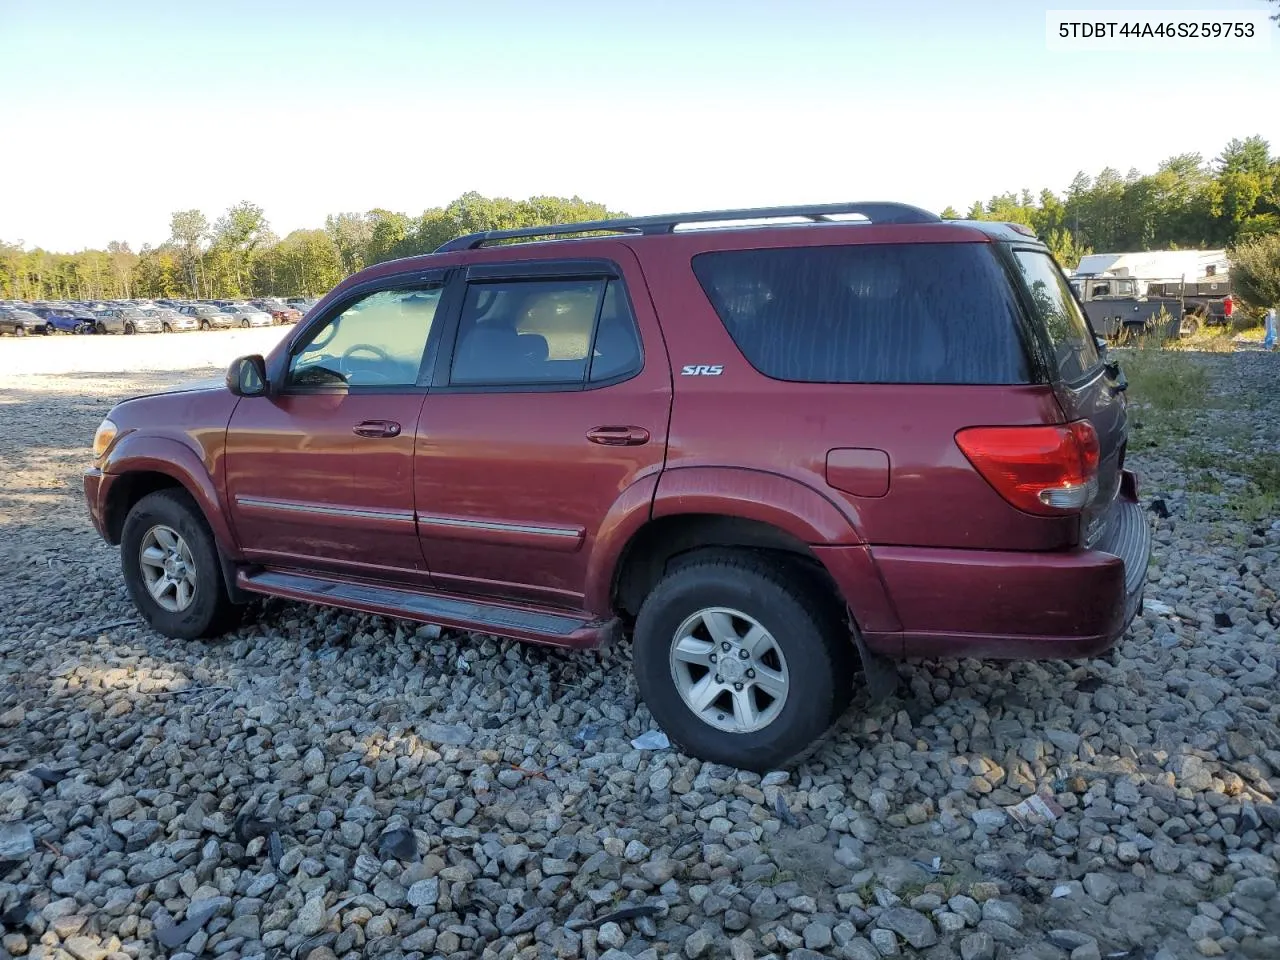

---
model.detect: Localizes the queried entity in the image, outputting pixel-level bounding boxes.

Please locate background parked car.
[178,303,233,330]
[220,303,273,328]
[251,298,302,324]
[29,306,89,334]
[142,307,197,332]
[0,306,44,336]
[93,307,162,335]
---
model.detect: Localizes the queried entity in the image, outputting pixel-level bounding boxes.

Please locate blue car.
[30,306,91,334]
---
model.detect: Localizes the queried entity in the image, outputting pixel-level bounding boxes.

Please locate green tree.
[324,213,372,275]
[213,201,272,296]
[169,209,209,297]
[1228,234,1280,309]
[939,206,960,220]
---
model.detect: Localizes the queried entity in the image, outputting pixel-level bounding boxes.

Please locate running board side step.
[236,569,621,649]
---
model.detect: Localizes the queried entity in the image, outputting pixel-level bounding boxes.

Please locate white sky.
[2,0,1277,251]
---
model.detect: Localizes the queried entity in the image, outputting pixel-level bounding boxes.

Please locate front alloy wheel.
[121,489,240,639]
[137,524,198,612]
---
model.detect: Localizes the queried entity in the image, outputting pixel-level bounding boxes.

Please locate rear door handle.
[353,420,402,438]
[586,425,650,446]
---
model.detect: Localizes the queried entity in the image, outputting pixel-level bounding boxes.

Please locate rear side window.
[1012,250,1100,382]
[449,277,641,387]
[691,243,1031,384]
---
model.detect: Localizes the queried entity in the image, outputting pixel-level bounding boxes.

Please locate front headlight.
[92,418,118,458]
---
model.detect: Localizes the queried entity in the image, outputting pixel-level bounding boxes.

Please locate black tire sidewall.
[633,563,845,771]
[120,490,231,640]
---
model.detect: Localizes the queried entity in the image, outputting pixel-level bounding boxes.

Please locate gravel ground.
[0,344,1277,960]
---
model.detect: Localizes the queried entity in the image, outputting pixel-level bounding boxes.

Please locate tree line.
[941,136,1280,271]
[1,134,1278,303]
[0,194,622,302]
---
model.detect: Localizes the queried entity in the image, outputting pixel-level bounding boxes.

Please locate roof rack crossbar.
[434,201,940,253]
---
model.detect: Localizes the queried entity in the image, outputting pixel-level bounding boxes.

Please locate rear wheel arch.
[610,513,846,624]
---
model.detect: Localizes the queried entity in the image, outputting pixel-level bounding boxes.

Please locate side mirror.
[226,354,268,397]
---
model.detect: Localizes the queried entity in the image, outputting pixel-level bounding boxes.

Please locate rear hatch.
[1003,244,1128,543]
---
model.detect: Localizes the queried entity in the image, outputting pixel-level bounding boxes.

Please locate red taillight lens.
[955,421,1100,516]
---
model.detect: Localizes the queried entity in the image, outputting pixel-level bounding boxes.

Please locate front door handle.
[353,420,402,438]
[586,425,650,446]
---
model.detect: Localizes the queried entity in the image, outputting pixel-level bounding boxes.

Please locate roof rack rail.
[434,201,940,253]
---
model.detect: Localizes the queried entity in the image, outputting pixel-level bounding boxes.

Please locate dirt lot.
[0,337,1277,960]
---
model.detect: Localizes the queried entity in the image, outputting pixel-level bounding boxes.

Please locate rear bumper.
[825,473,1151,661]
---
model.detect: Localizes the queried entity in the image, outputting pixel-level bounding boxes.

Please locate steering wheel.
[342,343,395,383]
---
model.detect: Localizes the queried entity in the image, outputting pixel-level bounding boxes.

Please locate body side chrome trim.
[235,495,416,524]
[415,513,583,539]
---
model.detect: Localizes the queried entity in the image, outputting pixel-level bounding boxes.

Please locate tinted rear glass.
[1011,250,1100,382]
[692,243,1031,384]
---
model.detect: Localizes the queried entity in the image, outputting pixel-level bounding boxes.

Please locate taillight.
[955,421,1100,516]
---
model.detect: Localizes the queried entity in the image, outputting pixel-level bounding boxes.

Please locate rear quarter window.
[691,243,1031,385]
[1011,249,1100,382]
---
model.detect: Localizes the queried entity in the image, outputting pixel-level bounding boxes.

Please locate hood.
[122,376,227,403]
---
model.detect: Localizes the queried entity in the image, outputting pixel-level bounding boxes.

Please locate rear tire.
[124,323,135,335]
[632,553,856,771]
[14,326,26,338]
[200,320,211,331]
[45,323,56,335]
[95,321,107,335]
[163,323,173,333]
[120,489,242,640]
[240,319,250,328]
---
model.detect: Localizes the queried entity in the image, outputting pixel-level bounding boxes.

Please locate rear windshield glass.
[691,243,1031,384]
[1012,250,1100,382]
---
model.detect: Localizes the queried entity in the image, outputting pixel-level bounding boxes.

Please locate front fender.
[103,434,237,556]
[652,467,864,546]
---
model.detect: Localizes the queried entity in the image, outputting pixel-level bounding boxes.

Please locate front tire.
[45,323,56,335]
[200,320,211,331]
[121,489,241,640]
[240,319,250,328]
[95,321,107,335]
[163,323,173,333]
[14,325,26,338]
[633,554,856,771]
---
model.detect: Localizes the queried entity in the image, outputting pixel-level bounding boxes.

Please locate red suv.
[84,203,1150,770]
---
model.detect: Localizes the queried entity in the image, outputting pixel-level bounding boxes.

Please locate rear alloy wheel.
[45,323,56,335]
[121,489,241,639]
[633,554,856,771]
[240,319,250,328]
[200,320,211,331]
[124,322,135,335]
[14,325,26,338]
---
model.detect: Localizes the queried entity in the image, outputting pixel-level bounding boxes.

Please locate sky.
[1,0,1277,252]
